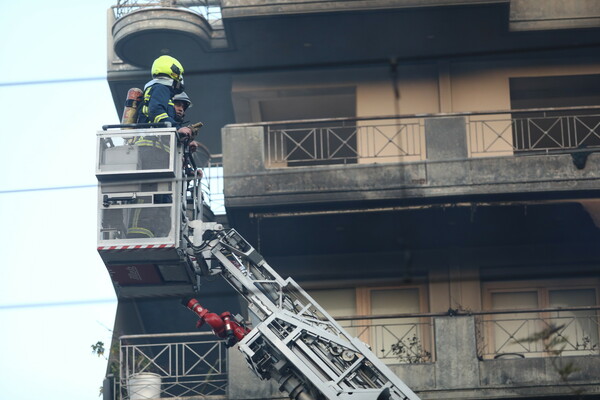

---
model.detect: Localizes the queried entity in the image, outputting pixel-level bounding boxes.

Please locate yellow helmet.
[151,55,184,82]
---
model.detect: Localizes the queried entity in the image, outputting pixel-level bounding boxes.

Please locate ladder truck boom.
[184,227,421,400]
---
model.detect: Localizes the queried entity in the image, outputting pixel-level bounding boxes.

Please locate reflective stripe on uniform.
[126,227,155,238]
[141,88,152,119]
[128,200,155,238]
[153,112,168,123]
[134,137,170,153]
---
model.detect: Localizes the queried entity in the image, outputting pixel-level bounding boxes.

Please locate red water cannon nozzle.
[181,297,250,347]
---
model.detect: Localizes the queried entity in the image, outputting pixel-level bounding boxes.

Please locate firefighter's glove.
[225,335,237,348]
[177,126,193,143]
[188,140,200,153]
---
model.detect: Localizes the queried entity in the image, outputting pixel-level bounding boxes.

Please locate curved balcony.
[112,7,212,68]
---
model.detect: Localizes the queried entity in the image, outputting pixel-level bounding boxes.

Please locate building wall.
[450,57,600,112]
[232,58,600,118]
[231,59,600,166]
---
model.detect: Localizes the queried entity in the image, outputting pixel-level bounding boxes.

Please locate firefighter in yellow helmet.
[127,56,195,239]
[138,55,193,139]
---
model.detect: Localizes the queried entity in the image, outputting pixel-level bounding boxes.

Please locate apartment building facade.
[103,1,600,399]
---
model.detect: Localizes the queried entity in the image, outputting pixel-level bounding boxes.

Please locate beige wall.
[232,57,600,119]
[429,267,482,313]
[354,65,438,163]
[449,57,600,112]
[450,58,600,157]
[231,64,441,122]
[355,65,440,116]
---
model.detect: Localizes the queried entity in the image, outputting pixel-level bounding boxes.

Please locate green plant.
[93,338,162,398]
[92,340,117,397]
[391,334,432,364]
[92,340,121,376]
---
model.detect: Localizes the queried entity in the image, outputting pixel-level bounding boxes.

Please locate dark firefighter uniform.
[128,81,180,239]
[127,55,187,239]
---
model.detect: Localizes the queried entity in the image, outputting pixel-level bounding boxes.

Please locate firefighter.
[138,55,193,138]
[173,91,192,123]
[127,56,193,239]
[172,91,202,155]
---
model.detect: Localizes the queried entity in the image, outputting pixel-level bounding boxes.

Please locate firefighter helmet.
[151,55,184,82]
[173,92,192,110]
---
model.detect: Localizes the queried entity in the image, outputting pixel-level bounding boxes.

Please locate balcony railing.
[334,314,435,365]
[201,154,225,215]
[335,306,599,364]
[475,306,600,360]
[113,0,222,24]
[266,120,424,166]
[260,106,600,167]
[109,308,600,399]
[468,111,600,156]
[112,332,228,400]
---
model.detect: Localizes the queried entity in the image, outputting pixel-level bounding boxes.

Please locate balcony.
[106,332,228,400]
[222,107,600,211]
[110,0,226,68]
[107,308,600,399]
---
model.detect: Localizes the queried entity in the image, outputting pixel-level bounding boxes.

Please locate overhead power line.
[0,184,96,194]
[0,298,117,310]
[0,76,106,87]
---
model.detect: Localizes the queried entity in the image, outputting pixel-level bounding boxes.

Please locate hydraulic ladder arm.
[184,226,421,400]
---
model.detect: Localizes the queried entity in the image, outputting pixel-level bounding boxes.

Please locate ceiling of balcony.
[112,2,600,74]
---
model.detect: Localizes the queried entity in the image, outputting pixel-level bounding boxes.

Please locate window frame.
[308,283,433,364]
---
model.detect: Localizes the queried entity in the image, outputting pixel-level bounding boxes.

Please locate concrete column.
[222,125,266,177]
[434,316,479,389]
[424,116,467,161]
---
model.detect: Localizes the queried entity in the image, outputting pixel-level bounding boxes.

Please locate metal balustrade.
[334,315,435,364]
[113,0,223,24]
[336,306,600,364]
[266,121,424,166]
[468,113,600,156]
[475,307,600,360]
[200,154,225,215]
[108,308,600,399]
[113,332,228,400]
[259,107,600,167]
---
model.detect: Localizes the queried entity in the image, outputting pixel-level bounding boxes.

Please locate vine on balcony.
[391,334,432,364]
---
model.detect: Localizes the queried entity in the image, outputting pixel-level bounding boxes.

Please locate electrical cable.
[0,76,105,87]
[0,298,117,310]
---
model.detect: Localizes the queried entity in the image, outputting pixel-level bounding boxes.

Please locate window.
[309,288,357,335]
[366,287,431,363]
[482,279,600,359]
[308,285,432,364]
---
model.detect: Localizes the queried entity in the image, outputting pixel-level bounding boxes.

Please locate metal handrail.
[116,331,228,400]
[259,107,600,165]
[112,0,223,23]
[201,154,224,215]
[226,105,600,128]
[336,307,600,362]
[334,305,600,321]
[475,310,600,359]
